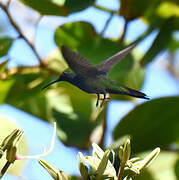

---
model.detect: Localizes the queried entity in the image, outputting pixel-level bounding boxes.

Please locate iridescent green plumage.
[43,44,149,107]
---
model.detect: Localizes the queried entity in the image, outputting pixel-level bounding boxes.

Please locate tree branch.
[0,161,11,178]
[93,4,118,14]
[100,13,114,37]
[119,20,129,44]
[32,15,43,44]
[133,27,154,45]
[0,3,45,66]
[0,64,59,80]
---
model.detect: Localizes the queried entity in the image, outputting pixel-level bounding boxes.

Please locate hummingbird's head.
[42,69,73,89]
[58,69,72,81]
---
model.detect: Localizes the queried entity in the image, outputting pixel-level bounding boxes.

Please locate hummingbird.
[43,44,149,107]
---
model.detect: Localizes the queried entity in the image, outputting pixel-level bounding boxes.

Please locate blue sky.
[0,0,179,179]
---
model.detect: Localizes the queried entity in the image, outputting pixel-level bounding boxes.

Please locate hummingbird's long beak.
[42,79,60,90]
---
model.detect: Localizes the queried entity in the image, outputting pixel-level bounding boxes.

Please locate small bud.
[134,147,160,171]
[0,129,23,178]
[123,175,133,180]
[57,170,69,180]
[119,146,124,161]
[1,129,21,152]
[96,150,110,177]
[92,143,104,159]
[126,147,160,177]
[126,158,140,169]
[6,129,23,163]
[111,150,115,165]
[6,145,17,163]
[128,157,140,163]
[126,165,140,175]
[83,143,117,180]
[78,152,88,180]
[0,148,4,159]
[123,139,131,163]
[39,159,69,180]
[39,159,58,180]
[117,139,131,179]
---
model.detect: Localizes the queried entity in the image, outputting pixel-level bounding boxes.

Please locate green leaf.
[65,0,95,13]
[0,60,8,75]
[133,170,155,180]
[0,37,13,57]
[69,176,82,180]
[0,116,28,176]
[0,79,15,104]
[175,158,179,179]
[5,73,49,121]
[49,82,106,149]
[156,1,179,18]
[142,1,178,29]
[140,17,175,66]
[19,0,68,16]
[113,96,179,153]
[55,21,97,48]
[96,150,110,177]
[168,36,179,53]
[135,151,178,180]
[147,151,178,180]
[120,0,151,21]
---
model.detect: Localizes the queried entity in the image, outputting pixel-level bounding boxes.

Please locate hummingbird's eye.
[63,69,70,75]
[63,71,67,75]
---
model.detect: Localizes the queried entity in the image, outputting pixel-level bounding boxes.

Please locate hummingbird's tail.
[107,86,149,100]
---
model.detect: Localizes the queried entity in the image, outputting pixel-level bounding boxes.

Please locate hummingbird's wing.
[61,46,100,77]
[96,43,137,75]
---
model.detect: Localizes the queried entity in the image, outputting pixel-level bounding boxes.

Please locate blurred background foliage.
[0,0,179,179]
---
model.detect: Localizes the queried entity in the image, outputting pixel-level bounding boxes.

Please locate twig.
[0,161,11,178]
[0,61,60,80]
[93,4,118,14]
[131,27,154,45]
[6,0,11,8]
[166,53,179,79]
[32,15,43,44]
[16,122,56,160]
[117,165,124,180]
[0,3,45,66]
[100,13,114,37]
[119,20,129,44]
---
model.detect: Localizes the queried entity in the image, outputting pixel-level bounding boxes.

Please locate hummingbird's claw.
[96,94,100,107]
[100,99,104,108]
[96,93,110,107]
[100,93,106,108]
[96,100,99,107]
[99,98,110,100]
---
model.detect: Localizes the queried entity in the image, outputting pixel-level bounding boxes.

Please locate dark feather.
[97,43,137,75]
[61,46,99,77]
[107,86,149,100]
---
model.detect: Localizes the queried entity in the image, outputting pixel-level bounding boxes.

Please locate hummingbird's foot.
[100,99,104,108]
[99,97,110,107]
[96,93,110,107]
[96,100,99,107]
[99,97,110,100]
[100,93,107,108]
[96,94,100,107]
